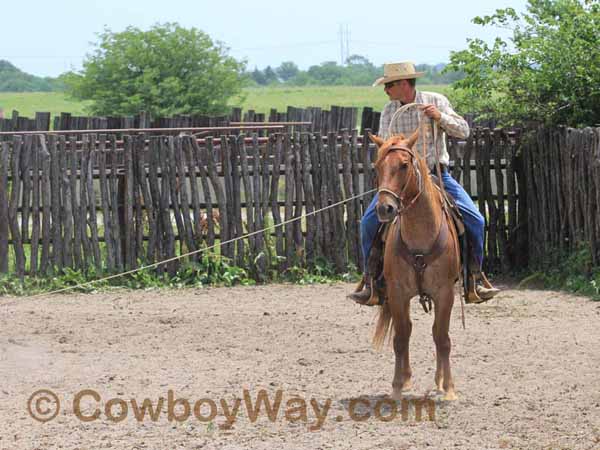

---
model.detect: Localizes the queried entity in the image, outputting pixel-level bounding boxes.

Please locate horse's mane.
[374,136,404,170]
[416,154,436,199]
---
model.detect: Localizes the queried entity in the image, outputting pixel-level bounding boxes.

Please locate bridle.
[377,145,423,216]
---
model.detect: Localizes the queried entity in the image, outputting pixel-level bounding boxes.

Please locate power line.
[232,41,336,52]
[352,40,458,49]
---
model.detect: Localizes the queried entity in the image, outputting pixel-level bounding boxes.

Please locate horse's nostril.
[377,203,396,221]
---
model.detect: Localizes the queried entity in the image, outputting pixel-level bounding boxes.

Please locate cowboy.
[349,61,500,304]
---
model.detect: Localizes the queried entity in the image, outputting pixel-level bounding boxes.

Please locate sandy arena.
[1,282,599,450]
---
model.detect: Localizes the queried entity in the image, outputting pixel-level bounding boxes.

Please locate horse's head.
[370,131,422,222]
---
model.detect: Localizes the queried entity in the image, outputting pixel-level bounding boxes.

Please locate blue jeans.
[360,170,485,271]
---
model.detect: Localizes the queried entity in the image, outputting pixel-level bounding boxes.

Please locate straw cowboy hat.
[372,61,425,87]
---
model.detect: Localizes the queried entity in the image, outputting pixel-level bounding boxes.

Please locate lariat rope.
[24,188,377,299]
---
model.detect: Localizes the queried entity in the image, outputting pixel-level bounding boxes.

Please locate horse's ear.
[406,129,419,149]
[368,132,385,148]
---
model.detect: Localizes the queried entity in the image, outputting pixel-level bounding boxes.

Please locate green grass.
[518,247,600,301]
[0,85,450,121]
[229,84,450,115]
[0,91,90,118]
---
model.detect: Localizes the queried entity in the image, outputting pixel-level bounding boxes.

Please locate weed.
[518,246,600,301]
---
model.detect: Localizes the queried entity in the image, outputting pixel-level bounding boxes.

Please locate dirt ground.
[1,282,599,450]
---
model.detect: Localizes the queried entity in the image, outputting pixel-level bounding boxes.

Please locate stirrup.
[465,289,486,304]
[348,276,383,306]
[365,286,384,306]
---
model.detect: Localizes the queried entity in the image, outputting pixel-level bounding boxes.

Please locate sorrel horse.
[370,131,460,401]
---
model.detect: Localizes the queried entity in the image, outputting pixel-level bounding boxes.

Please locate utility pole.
[339,24,350,65]
[339,24,344,65]
[346,24,350,63]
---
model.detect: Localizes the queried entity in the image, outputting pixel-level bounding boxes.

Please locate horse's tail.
[373,302,394,350]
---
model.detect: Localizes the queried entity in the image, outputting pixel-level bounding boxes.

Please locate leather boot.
[466,273,501,303]
[465,273,485,304]
[475,285,499,300]
[480,272,500,297]
[351,224,385,306]
[348,276,372,304]
[475,272,500,300]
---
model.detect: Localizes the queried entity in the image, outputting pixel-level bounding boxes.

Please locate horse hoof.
[391,390,404,401]
[442,391,458,401]
[392,381,413,400]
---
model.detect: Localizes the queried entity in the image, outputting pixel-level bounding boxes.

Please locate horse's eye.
[400,162,409,170]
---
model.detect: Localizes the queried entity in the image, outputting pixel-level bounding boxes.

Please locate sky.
[1,0,530,77]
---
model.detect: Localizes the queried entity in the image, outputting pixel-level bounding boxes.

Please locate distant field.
[229,85,450,115]
[0,85,450,120]
[0,92,90,118]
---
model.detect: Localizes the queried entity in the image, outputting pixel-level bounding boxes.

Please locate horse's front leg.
[389,296,412,400]
[432,285,457,401]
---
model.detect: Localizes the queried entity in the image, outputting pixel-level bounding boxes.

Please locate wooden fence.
[0,127,530,279]
[523,127,600,267]
[0,107,503,138]
[0,105,363,136]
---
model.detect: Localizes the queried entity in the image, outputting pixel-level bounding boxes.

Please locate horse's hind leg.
[433,287,457,401]
[390,298,412,400]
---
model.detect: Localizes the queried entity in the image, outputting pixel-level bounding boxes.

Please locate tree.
[250,67,267,85]
[64,23,246,116]
[344,55,380,85]
[288,71,312,86]
[346,55,371,67]
[307,61,345,85]
[0,60,62,92]
[447,0,600,126]
[276,61,299,82]
[262,66,279,85]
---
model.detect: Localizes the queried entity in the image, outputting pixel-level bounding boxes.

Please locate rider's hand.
[421,104,441,121]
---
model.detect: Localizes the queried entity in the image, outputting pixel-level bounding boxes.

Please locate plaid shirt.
[378,90,469,169]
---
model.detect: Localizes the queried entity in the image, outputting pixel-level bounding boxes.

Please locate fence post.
[514,129,528,268]
[117,146,128,269]
[0,141,9,273]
